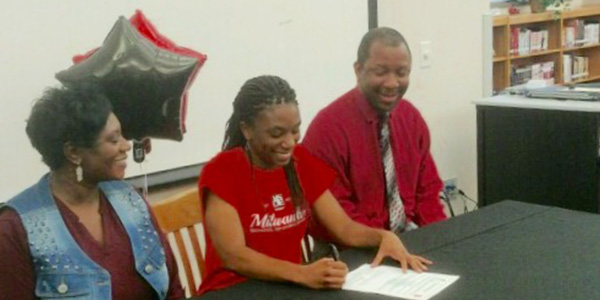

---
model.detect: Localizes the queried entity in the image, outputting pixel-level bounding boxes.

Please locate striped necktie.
[379,115,406,233]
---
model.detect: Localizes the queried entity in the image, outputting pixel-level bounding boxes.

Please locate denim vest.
[7,174,169,299]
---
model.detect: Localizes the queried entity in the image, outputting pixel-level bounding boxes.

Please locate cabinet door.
[477,106,600,213]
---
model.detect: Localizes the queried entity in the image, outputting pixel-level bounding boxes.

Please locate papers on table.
[557,86,600,93]
[342,264,459,300]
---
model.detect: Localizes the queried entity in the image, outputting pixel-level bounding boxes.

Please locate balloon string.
[139,161,148,200]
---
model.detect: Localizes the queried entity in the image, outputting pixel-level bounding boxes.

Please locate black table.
[195,201,600,299]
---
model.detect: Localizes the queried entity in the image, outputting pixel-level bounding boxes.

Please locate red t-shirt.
[0,193,184,300]
[197,145,336,294]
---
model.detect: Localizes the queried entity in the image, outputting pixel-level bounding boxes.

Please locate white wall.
[0,0,367,201]
[7,0,597,204]
[378,0,490,202]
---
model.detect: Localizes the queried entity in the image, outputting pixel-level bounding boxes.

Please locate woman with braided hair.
[198,75,432,294]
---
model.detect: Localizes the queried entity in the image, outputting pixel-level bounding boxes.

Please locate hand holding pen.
[296,243,347,289]
[329,243,340,261]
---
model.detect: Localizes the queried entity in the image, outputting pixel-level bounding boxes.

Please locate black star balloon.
[56,12,206,141]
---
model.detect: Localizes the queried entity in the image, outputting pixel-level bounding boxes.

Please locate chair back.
[301,234,314,263]
[151,187,205,298]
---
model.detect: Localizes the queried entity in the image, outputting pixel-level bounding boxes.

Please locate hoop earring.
[76,165,83,182]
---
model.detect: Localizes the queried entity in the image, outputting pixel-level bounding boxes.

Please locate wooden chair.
[301,234,314,263]
[151,187,206,298]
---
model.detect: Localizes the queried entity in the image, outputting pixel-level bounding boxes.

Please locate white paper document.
[342,264,459,300]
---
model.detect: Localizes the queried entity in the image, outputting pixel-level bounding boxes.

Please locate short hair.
[26,84,113,170]
[356,27,411,66]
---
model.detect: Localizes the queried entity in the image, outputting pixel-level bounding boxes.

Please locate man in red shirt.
[303,27,446,235]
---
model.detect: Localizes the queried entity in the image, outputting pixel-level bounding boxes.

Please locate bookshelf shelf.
[563,43,600,52]
[573,74,600,84]
[509,12,554,25]
[492,6,600,93]
[510,49,561,59]
[493,16,508,26]
[562,7,600,19]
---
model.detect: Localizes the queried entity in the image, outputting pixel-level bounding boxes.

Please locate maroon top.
[303,88,446,235]
[0,193,184,300]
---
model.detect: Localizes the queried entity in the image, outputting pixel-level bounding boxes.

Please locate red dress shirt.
[303,88,446,235]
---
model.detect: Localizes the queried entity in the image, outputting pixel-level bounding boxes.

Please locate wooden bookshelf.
[563,42,600,52]
[510,48,561,59]
[492,6,600,93]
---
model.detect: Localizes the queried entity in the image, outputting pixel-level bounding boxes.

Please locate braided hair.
[223,75,305,212]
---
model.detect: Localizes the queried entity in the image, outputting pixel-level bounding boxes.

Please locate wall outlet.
[443,177,458,200]
[419,40,432,69]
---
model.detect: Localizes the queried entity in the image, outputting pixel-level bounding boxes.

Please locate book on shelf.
[565,27,576,48]
[510,27,549,55]
[563,19,600,48]
[563,54,572,83]
[574,56,589,80]
[542,62,555,85]
[563,54,589,82]
[511,61,555,86]
[493,7,600,92]
[518,28,530,55]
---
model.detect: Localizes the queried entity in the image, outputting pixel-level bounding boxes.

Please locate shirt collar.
[353,87,399,124]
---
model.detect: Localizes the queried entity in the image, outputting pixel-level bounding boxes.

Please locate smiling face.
[79,113,131,182]
[354,40,411,113]
[241,103,301,169]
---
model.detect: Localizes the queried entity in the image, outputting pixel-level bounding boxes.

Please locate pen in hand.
[329,243,340,261]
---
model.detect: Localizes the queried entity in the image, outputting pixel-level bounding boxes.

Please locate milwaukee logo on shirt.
[272,194,285,211]
[250,195,307,233]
